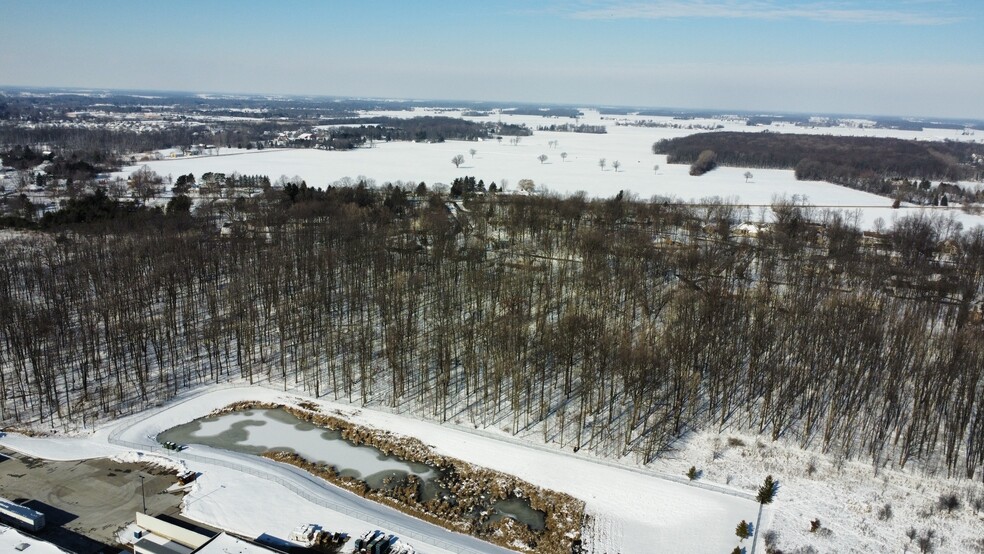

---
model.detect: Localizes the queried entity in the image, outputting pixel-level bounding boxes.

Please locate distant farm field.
[119,110,984,230]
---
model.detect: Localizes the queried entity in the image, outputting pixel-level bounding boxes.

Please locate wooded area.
[1,188,983,483]
[0,123,287,156]
[653,132,984,200]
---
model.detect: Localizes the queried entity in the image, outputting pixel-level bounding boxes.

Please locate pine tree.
[735,520,753,541]
[757,475,779,504]
[751,475,779,553]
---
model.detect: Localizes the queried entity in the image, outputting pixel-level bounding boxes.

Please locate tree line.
[535,123,606,134]
[313,116,532,150]
[0,121,292,158]
[653,132,984,200]
[0,187,982,483]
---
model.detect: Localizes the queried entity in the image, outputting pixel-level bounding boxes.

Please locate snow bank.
[111,450,188,473]
[0,432,125,461]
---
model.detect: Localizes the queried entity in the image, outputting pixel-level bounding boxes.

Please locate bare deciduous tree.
[2,181,983,500]
[129,165,164,202]
[451,154,465,168]
[538,154,548,164]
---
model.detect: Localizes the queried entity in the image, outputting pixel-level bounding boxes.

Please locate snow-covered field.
[3,383,981,553]
[116,109,984,231]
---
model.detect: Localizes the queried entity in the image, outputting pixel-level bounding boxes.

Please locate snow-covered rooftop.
[196,533,277,554]
[0,525,66,554]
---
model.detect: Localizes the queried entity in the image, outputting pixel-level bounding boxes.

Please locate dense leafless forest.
[1,187,983,484]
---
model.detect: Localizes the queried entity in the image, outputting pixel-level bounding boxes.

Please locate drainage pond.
[157,408,544,530]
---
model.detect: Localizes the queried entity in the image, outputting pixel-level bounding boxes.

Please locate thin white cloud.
[566,1,963,25]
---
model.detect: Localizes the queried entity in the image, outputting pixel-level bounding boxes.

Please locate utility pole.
[139,475,147,514]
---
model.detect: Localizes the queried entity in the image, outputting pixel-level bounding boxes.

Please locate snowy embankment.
[0,384,762,553]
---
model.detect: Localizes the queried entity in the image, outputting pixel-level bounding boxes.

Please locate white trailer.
[0,497,45,532]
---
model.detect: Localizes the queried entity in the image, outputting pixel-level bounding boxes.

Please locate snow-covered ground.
[1,384,762,554]
[114,109,984,231]
[3,383,982,552]
[650,432,984,553]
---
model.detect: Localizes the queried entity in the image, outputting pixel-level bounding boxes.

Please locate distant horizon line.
[2,83,982,125]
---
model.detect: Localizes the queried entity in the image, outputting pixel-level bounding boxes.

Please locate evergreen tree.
[757,475,779,504]
[751,475,779,554]
[735,520,753,541]
[166,194,192,215]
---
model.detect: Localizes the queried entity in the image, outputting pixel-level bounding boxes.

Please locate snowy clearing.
[647,432,984,553]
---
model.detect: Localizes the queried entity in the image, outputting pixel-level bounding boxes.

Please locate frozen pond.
[487,497,546,531]
[158,408,545,530]
[158,409,437,489]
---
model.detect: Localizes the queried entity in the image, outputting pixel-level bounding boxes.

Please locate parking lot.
[0,447,185,553]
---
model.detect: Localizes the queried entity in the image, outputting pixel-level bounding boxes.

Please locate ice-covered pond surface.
[487,497,546,531]
[158,409,437,487]
[158,408,545,530]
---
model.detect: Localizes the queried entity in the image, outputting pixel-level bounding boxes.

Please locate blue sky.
[1,0,982,118]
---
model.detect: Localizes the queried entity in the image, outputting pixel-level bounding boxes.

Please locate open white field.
[117,109,984,231]
[329,108,984,145]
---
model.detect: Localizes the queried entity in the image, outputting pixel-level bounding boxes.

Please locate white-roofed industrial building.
[132,513,278,554]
